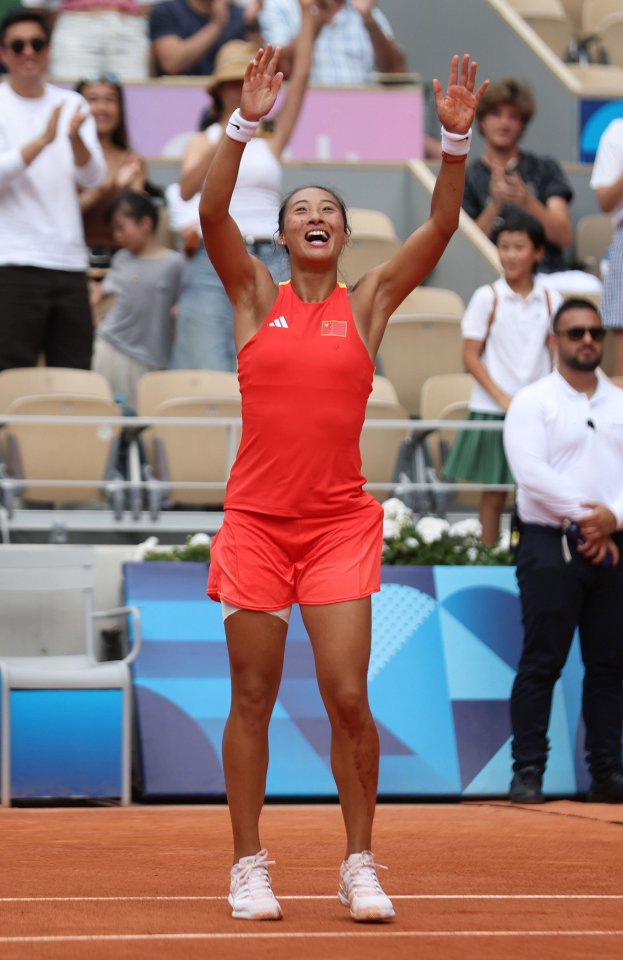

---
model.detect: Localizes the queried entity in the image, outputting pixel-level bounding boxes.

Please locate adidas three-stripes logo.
[268,316,289,328]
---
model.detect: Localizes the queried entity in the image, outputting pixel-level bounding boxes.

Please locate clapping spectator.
[76,75,148,269]
[259,0,405,84]
[0,10,106,371]
[150,0,249,76]
[463,78,601,295]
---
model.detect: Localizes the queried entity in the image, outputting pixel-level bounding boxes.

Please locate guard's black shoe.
[510,765,545,804]
[587,771,623,803]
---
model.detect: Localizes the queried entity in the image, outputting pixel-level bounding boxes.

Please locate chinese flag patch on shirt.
[321,320,347,337]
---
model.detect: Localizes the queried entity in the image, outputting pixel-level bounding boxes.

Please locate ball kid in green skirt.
[444,210,561,544]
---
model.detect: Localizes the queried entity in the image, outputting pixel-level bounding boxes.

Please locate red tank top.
[225,281,376,517]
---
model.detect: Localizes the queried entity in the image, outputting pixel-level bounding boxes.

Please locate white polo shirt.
[462,277,562,414]
[590,118,623,228]
[503,370,623,528]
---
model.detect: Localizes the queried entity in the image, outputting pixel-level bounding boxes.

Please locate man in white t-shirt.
[504,298,623,805]
[0,10,106,370]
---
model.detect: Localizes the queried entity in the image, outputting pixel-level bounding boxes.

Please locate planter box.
[124,563,587,799]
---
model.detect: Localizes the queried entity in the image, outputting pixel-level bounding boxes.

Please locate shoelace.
[346,853,388,896]
[233,849,277,899]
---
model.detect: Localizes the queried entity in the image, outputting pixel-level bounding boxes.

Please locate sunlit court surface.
[1,802,622,960]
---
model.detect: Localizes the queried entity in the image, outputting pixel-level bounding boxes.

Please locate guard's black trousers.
[511,524,623,782]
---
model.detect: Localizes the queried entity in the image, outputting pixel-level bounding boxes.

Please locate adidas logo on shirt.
[268,316,288,328]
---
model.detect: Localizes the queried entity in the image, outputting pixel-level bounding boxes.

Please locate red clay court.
[2,800,622,960]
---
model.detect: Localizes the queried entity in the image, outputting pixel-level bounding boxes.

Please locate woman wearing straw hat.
[170,0,317,371]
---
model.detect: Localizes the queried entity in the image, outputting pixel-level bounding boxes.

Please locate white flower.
[466,546,479,561]
[494,528,511,552]
[188,532,211,546]
[405,537,419,549]
[130,536,161,561]
[383,517,404,540]
[415,516,450,544]
[382,497,412,523]
[449,517,482,540]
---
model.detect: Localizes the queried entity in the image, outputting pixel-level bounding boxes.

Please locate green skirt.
[443,411,514,485]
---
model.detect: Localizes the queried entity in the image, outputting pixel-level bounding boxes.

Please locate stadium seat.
[135,370,241,517]
[507,0,573,56]
[2,394,124,517]
[574,212,613,277]
[361,376,411,502]
[583,0,623,66]
[419,373,477,514]
[378,288,465,417]
[0,545,141,806]
[339,208,401,286]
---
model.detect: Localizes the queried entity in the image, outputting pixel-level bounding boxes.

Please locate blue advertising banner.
[125,563,587,800]
[580,98,623,164]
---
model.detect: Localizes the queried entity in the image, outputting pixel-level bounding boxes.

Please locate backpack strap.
[479,283,498,355]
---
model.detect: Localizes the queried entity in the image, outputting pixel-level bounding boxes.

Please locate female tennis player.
[200,46,487,922]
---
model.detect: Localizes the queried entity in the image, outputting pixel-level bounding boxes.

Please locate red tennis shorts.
[207,498,383,610]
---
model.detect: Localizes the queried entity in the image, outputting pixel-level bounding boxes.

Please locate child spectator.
[444,210,562,545]
[91,191,184,409]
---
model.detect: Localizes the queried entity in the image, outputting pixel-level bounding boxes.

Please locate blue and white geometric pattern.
[124,563,586,799]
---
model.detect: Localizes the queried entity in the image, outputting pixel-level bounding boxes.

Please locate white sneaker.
[338,851,396,922]
[228,849,283,920]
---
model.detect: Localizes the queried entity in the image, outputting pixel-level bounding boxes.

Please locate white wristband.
[440,126,472,156]
[226,108,260,144]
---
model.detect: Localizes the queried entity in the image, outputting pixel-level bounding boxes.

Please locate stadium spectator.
[444,210,561,546]
[591,117,623,377]
[171,2,316,371]
[91,191,184,409]
[76,75,148,269]
[0,10,106,371]
[463,77,601,295]
[22,0,151,81]
[258,0,405,84]
[150,0,248,77]
[504,298,623,805]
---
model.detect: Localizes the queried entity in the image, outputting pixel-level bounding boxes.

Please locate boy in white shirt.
[444,210,562,544]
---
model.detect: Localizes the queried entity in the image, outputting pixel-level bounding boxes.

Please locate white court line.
[1,931,623,944]
[0,894,622,903]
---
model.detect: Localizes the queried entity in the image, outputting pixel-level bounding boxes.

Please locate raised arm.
[350,54,488,358]
[269,0,316,158]
[351,0,406,74]
[199,45,283,346]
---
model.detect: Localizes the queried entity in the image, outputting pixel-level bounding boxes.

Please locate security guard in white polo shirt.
[504,298,623,804]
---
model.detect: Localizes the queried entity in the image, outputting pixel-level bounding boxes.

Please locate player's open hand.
[432,54,488,135]
[239,45,283,123]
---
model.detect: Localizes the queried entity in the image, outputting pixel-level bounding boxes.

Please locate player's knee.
[328,687,371,738]
[231,680,277,727]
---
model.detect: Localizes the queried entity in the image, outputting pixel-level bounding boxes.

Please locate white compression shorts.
[221,601,292,624]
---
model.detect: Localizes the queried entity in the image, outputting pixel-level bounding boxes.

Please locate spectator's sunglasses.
[6,37,48,54]
[557,326,606,342]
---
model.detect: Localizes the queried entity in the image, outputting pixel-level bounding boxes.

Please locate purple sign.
[121,84,423,161]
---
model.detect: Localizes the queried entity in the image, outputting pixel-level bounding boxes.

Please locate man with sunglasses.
[0,10,106,371]
[503,298,623,804]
